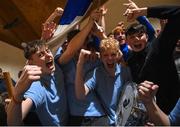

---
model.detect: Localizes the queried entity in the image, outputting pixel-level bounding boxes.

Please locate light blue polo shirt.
[24,64,68,126]
[85,63,132,125]
[54,47,105,117]
[169,98,180,126]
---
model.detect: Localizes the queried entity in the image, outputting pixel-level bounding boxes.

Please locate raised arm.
[98,5,107,31]
[58,9,102,64]
[41,7,64,41]
[45,7,64,23]
[75,49,92,99]
[123,4,180,22]
[75,49,99,99]
[147,6,180,19]
[138,81,170,126]
[123,0,155,41]
[7,65,42,125]
[137,16,155,41]
[92,21,107,40]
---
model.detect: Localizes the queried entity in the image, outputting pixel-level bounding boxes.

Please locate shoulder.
[25,81,45,96]
[24,81,45,108]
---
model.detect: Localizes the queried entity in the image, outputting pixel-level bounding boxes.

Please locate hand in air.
[138,80,159,104]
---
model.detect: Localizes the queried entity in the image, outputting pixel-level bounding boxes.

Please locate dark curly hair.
[22,40,47,59]
[125,23,147,37]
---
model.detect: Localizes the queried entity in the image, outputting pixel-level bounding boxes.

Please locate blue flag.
[59,0,92,25]
[48,0,93,46]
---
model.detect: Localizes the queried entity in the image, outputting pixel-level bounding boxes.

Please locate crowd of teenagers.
[0,0,180,126]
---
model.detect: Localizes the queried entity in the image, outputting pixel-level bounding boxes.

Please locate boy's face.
[126,32,148,52]
[29,46,55,75]
[114,31,126,45]
[100,49,121,71]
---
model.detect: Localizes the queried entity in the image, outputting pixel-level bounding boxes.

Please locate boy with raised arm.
[7,40,68,126]
[75,37,132,125]
[7,9,104,126]
[123,2,180,114]
[55,9,110,126]
[138,81,180,126]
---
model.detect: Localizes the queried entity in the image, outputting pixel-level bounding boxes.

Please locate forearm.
[137,7,148,17]
[7,98,33,125]
[59,19,94,64]
[147,6,180,19]
[45,7,63,23]
[8,87,24,124]
[7,100,23,125]
[75,62,88,100]
[7,74,34,125]
[46,13,59,23]
[68,19,94,47]
[145,101,170,126]
[137,16,155,41]
[99,32,107,40]
[98,15,106,31]
[14,78,32,101]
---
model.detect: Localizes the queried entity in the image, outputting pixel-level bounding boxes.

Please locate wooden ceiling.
[0,0,67,49]
[0,0,108,49]
[1,0,180,49]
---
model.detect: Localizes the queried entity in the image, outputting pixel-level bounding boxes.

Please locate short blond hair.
[100,37,120,53]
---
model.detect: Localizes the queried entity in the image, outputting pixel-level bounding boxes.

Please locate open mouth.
[107,63,114,68]
[118,38,125,43]
[46,60,53,68]
[133,44,142,49]
[117,36,125,42]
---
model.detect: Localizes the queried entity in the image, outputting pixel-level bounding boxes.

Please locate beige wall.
[81,0,180,34]
[0,41,26,81]
[81,0,168,35]
[104,0,180,34]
